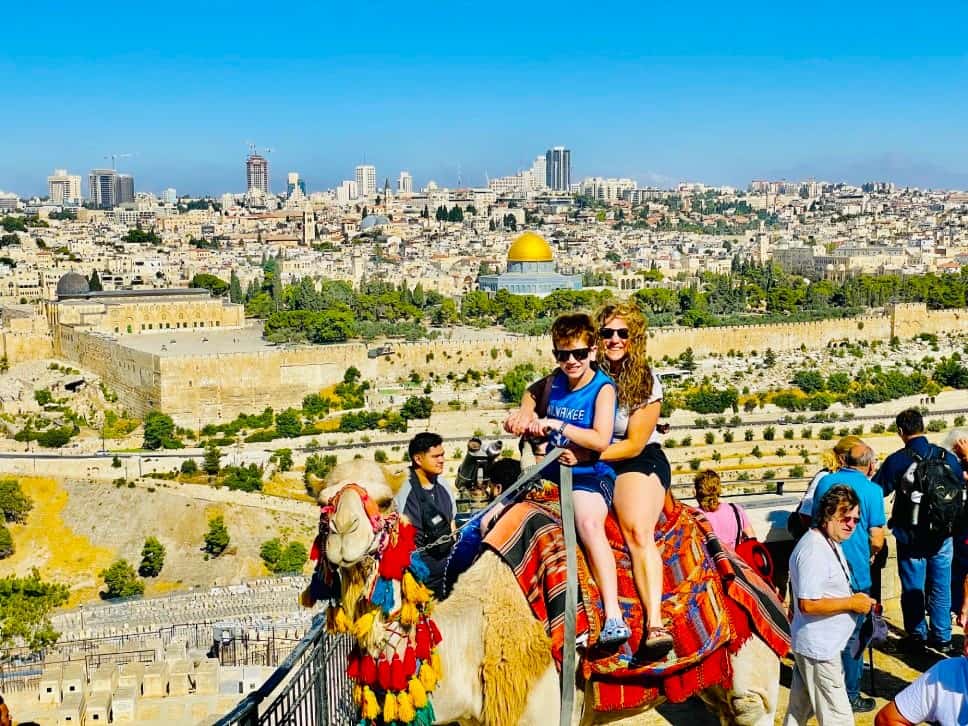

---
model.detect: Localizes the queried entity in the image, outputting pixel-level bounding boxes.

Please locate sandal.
[598,617,632,647]
[644,625,674,653]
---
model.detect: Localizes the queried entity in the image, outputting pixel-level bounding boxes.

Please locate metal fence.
[214,616,354,726]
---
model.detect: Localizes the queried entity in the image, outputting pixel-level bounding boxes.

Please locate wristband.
[557,420,568,436]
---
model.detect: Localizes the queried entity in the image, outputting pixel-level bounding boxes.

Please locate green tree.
[37,428,72,448]
[502,363,539,403]
[180,458,198,475]
[275,408,302,438]
[203,444,222,476]
[190,273,229,297]
[0,568,69,650]
[142,410,178,450]
[344,366,361,384]
[302,393,330,417]
[228,270,243,303]
[204,515,230,556]
[0,479,33,523]
[792,370,825,394]
[88,269,103,292]
[271,448,293,472]
[0,524,12,559]
[138,537,166,577]
[304,454,337,486]
[400,396,433,421]
[100,559,145,599]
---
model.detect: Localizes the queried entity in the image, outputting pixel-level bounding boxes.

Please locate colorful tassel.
[419,661,437,691]
[353,611,376,640]
[400,601,419,627]
[390,654,408,691]
[334,607,351,633]
[414,702,436,726]
[409,551,430,582]
[352,683,362,705]
[403,645,417,677]
[415,621,431,659]
[362,687,379,721]
[397,692,416,723]
[347,653,360,680]
[371,577,396,615]
[427,618,442,646]
[409,677,427,708]
[360,654,377,686]
[383,691,398,723]
[431,651,442,682]
[377,656,391,690]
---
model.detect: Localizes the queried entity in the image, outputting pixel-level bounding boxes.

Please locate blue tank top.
[547,368,615,449]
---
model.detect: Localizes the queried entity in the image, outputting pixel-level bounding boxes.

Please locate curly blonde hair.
[820,435,864,471]
[693,469,722,512]
[595,302,653,409]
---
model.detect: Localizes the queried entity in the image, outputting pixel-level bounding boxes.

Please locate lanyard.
[822,531,855,594]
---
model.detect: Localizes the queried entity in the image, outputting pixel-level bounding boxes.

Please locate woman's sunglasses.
[599,327,630,340]
[553,348,591,362]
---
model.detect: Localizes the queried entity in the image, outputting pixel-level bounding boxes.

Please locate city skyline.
[3,1,968,196]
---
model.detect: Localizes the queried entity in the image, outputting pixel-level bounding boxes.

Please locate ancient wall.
[158,343,369,427]
[56,325,161,417]
[373,336,550,381]
[0,331,53,363]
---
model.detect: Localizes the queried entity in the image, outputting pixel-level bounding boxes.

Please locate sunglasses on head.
[599,327,630,340]
[553,347,591,363]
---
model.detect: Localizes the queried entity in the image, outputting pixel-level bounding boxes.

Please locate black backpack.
[894,446,967,536]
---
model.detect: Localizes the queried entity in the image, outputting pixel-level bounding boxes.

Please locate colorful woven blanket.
[483,489,790,711]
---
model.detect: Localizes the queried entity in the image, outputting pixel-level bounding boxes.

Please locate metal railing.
[214,615,354,726]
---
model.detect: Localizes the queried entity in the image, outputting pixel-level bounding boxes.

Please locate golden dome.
[507,231,553,263]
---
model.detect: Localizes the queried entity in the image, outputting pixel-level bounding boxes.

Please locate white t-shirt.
[796,468,830,516]
[789,528,856,661]
[895,656,968,726]
[612,371,663,446]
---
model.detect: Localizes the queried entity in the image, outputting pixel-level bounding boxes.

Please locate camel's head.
[316,460,404,569]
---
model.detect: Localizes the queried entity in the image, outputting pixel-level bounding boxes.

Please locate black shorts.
[610,443,671,489]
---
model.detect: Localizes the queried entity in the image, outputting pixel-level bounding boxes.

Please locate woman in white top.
[595,302,674,655]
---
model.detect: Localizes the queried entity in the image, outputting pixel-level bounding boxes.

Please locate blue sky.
[3,1,968,196]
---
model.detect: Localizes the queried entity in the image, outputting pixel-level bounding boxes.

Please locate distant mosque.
[478,231,582,297]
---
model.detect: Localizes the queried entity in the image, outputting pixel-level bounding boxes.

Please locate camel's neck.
[341,557,379,621]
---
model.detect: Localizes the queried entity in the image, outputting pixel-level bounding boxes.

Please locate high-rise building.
[336,180,359,205]
[163,188,177,205]
[397,171,413,195]
[286,172,306,199]
[116,174,135,205]
[88,169,118,209]
[47,169,82,205]
[246,154,270,195]
[545,146,571,191]
[531,156,547,191]
[355,165,377,199]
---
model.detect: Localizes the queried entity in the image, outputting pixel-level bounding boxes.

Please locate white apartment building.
[47,169,82,205]
[355,165,377,199]
[398,171,413,195]
[531,156,547,191]
[580,177,636,203]
[336,180,359,205]
[163,188,177,205]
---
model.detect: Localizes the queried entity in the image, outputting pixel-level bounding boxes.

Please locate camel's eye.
[375,495,393,511]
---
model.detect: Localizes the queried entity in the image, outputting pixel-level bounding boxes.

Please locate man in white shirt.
[875,573,968,726]
[783,485,877,726]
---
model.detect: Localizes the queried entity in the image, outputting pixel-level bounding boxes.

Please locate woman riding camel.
[505,301,674,655]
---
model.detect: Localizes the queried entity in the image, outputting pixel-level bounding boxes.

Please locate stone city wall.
[56,325,161,418]
[1,330,53,363]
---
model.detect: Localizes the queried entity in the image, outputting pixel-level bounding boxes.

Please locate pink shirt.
[700,502,752,548]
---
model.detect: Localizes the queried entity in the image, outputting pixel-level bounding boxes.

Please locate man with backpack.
[874,408,966,654]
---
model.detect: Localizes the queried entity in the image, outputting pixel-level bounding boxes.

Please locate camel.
[311,459,781,726]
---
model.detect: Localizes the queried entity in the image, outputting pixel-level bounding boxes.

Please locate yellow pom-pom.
[334,607,351,633]
[362,687,379,721]
[402,571,432,605]
[431,651,443,680]
[352,684,362,705]
[353,610,375,640]
[399,601,418,626]
[409,677,427,708]
[419,661,437,692]
[383,692,397,723]
[397,692,416,723]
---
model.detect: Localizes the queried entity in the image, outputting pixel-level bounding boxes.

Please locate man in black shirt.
[395,432,456,599]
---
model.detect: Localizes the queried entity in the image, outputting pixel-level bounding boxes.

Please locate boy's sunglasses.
[553,347,591,362]
[599,327,630,340]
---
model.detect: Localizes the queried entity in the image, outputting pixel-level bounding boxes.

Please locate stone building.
[478,231,582,296]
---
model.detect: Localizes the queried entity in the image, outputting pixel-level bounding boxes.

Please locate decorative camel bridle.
[308,482,443,726]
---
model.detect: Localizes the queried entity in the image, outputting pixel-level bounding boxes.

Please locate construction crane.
[245,142,274,158]
[104,153,133,170]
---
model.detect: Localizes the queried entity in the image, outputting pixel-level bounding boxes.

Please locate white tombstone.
[86,691,110,723]
[57,690,85,725]
[142,661,169,698]
[110,686,137,722]
[39,664,63,704]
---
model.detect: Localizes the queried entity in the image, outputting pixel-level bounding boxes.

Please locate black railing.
[214,615,354,726]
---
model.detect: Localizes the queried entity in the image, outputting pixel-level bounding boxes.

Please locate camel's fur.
[318,463,781,725]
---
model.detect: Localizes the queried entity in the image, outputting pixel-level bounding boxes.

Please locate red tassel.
[403,645,417,677]
[390,654,407,692]
[360,655,377,686]
[379,523,418,581]
[427,618,442,646]
[347,653,360,680]
[415,623,431,660]
[377,656,391,690]
[309,534,322,562]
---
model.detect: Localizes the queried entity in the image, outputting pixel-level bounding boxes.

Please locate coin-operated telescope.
[455,437,503,494]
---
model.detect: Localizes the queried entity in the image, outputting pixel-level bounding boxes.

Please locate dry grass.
[2,477,117,605]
